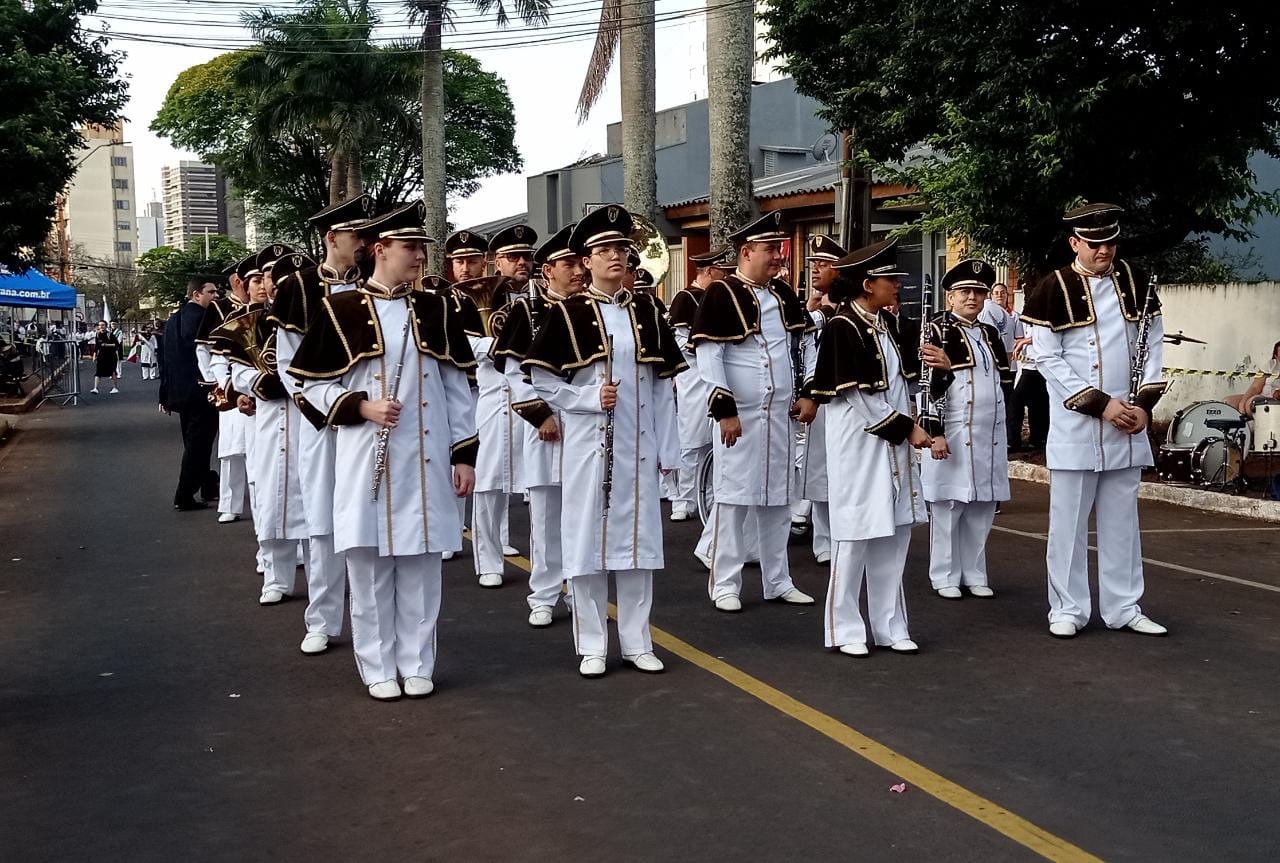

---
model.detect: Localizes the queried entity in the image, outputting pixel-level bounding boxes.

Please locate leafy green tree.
[152,5,522,249]
[763,1,1280,272]
[136,237,250,305]
[0,0,126,271]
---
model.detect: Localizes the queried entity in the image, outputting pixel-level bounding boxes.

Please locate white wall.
[1155,282,1280,423]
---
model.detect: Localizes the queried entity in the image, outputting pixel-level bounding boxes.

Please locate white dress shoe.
[889,639,919,654]
[838,643,869,657]
[90,388,98,394]
[1124,615,1168,636]
[527,606,553,627]
[669,509,692,522]
[367,680,402,701]
[694,549,712,570]
[217,512,239,524]
[814,550,831,564]
[936,586,963,600]
[477,572,503,588]
[259,589,284,605]
[109,387,119,394]
[502,544,519,556]
[776,587,815,605]
[579,656,607,678]
[442,550,455,561]
[300,632,329,654]
[713,595,743,613]
[627,652,664,673]
[790,520,809,536]
[1049,621,1078,639]
[403,676,434,698]
[967,585,994,598]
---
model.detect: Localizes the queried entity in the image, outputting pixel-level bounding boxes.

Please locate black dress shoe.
[174,500,209,511]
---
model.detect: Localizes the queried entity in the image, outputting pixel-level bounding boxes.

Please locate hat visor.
[805,253,841,262]
[944,280,992,291]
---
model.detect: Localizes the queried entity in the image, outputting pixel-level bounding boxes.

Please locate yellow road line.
[468,533,1101,862]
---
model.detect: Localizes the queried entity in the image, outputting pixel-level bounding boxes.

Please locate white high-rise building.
[64,121,137,265]
[161,161,227,252]
[683,1,787,103]
[137,201,165,254]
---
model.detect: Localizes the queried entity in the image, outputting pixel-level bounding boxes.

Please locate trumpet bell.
[629,213,670,290]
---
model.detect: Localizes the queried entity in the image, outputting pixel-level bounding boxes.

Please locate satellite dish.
[811,133,839,162]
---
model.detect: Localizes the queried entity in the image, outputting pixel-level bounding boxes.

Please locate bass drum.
[1191,436,1243,487]
[696,449,715,524]
[1167,400,1251,453]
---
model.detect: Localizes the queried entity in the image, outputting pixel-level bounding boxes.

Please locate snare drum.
[1190,436,1243,486]
[1156,444,1196,484]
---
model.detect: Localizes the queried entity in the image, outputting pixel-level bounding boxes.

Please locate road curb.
[1009,460,1280,523]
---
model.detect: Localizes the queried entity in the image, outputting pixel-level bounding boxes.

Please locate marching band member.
[269,194,373,654]
[667,247,730,552]
[463,226,536,587]
[212,244,308,606]
[920,260,1012,599]
[524,205,685,678]
[289,201,478,701]
[1021,203,1168,639]
[689,211,818,613]
[794,234,847,565]
[811,239,932,656]
[492,223,584,626]
[198,259,251,525]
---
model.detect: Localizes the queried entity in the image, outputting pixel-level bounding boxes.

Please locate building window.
[116,241,132,252]
[115,200,129,210]
[112,178,129,190]
[116,221,131,231]
[112,156,128,167]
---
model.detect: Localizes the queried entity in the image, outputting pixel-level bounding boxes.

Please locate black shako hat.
[236,254,262,282]
[308,194,374,235]
[534,223,577,266]
[271,252,318,285]
[941,259,997,292]
[256,242,295,275]
[444,230,489,259]
[488,224,538,256]
[1063,202,1122,243]
[832,238,908,280]
[224,253,255,278]
[356,201,434,244]
[727,210,788,247]
[689,245,734,269]
[569,205,633,255]
[806,234,848,262]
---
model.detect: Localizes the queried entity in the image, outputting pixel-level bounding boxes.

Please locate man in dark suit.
[159,278,220,510]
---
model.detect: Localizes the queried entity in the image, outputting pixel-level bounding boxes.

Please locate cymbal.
[1164,331,1206,345]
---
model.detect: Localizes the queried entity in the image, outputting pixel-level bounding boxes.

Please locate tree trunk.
[620,1,656,222]
[707,0,754,247]
[329,149,348,206]
[420,0,447,272]
[346,144,363,201]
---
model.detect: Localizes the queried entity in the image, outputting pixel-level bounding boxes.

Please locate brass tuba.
[629,213,671,291]
[452,274,512,340]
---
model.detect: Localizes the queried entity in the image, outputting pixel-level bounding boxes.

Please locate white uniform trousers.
[674,442,710,516]
[218,454,247,516]
[824,526,912,648]
[260,538,302,599]
[928,500,996,590]
[1047,468,1145,628]
[302,533,346,637]
[811,501,831,560]
[346,548,442,685]
[472,490,511,576]
[527,486,565,609]
[707,503,795,601]
[571,569,653,658]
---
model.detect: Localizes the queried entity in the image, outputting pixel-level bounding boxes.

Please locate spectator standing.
[978,283,1023,448]
[90,321,121,394]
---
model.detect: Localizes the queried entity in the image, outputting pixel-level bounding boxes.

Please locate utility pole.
[837,130,872,250]
[204,227,210,261]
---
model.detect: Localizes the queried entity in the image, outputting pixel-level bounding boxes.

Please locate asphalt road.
[3,364,1279,862]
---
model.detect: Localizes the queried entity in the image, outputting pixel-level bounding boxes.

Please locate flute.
[371,315,412,502]
[602,334,615,514]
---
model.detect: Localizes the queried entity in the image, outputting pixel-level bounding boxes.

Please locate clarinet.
[916,275,937,421]
[1128,274,1158,404]
[371,315,413,502]
[602,334,615,514]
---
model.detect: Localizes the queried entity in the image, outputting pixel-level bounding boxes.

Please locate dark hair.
[188,278,214,297]
[1272,340,1280,360]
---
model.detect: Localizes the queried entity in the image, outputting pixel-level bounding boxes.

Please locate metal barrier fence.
[35,340,81,407]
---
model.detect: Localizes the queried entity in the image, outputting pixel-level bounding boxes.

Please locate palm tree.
[706,0,754,246]
[577,0,657,223]
[409,1,549,267]
[241,0,419,206]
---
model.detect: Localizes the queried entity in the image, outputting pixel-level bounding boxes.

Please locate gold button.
[367,319,374,324]
[372,343,380,349]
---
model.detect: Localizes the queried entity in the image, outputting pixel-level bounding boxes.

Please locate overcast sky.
[90,0,713,232]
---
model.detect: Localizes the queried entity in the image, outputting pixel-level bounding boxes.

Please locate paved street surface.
[3,365,1280,862]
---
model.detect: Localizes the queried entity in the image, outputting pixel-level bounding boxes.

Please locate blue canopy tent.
[0,267,77,311]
